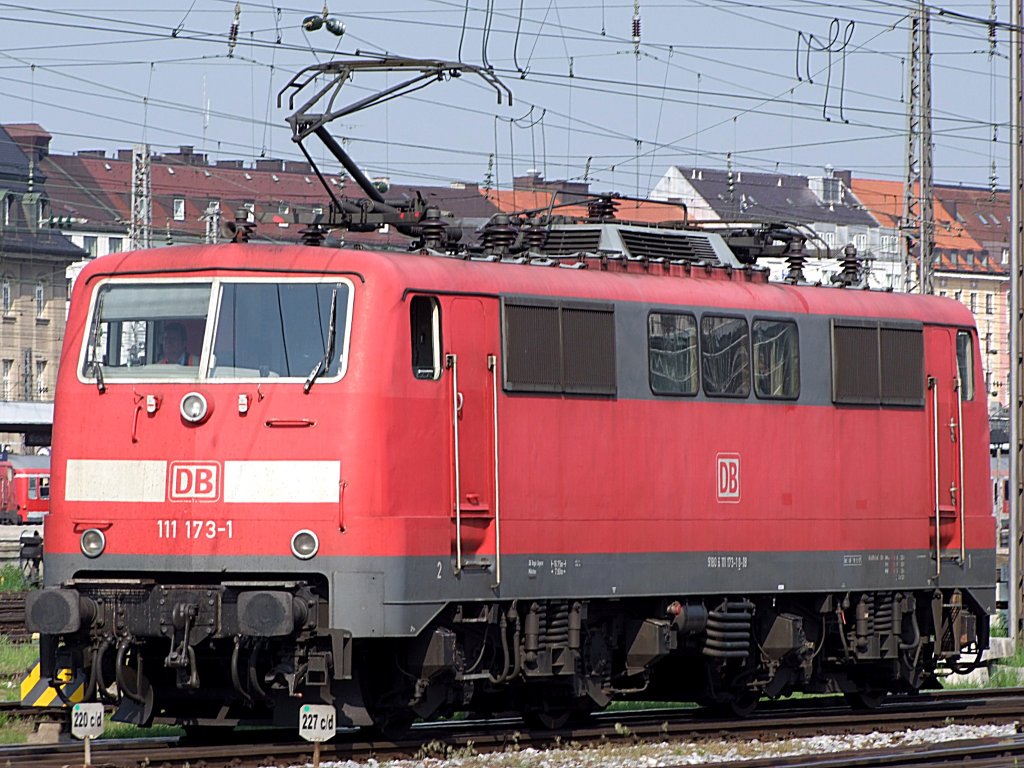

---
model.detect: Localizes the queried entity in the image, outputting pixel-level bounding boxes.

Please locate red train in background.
[25,58,994,733]
[0,454,50,525]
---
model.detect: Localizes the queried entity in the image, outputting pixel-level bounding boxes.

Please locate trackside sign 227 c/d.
[168,461,221,502]
[716,453,741,503]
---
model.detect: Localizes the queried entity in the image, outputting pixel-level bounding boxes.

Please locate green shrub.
[0,565,28,593]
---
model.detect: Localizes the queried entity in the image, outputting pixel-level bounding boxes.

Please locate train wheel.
[726,691,759,718]
[522,694,594,730]
[844,689,887,710]
[523,702,573,730]
[370,710,416,740]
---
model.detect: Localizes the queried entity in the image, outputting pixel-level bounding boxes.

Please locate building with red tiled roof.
[12,128,504,264]
[484,172,695,225]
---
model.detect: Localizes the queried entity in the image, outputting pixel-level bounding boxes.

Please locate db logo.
[716,453,741,503]
[169,462,221,502]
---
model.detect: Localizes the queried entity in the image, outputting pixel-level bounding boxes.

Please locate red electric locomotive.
[26,59,994,732]
[0,455,50,525]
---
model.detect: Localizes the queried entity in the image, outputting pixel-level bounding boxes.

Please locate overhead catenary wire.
[0,0,1008,194]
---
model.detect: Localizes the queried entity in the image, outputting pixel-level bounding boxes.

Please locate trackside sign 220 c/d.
[168,461,221,502]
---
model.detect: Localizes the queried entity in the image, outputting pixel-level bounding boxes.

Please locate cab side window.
[956,330,974,401]
[411,296,441,380]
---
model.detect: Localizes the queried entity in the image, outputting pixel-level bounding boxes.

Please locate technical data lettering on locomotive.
[706,555,749,571]
[156,519,234,539]
[867,552,907,581]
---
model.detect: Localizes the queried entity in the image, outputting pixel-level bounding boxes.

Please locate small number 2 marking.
[436,561,443,579]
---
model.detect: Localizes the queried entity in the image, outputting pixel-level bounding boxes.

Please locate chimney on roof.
[117,149,133,161]
[255,158,286,172]
[165,145,207,166]
[513,171,589,200]
[76,150,108,159]
[3,123,52,162]
[217,159,245,169]
[283,160,313,174]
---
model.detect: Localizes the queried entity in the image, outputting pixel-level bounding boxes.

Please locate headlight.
[290,529,319,560]
[180,391,210,424]
[80,528,106,558]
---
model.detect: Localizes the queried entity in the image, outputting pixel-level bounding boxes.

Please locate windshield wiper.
[92,360,106,393]
[304,286,339,393]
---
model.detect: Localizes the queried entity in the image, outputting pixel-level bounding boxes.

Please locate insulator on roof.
[481,214,517,257]
[831,242,861,287]
[521,218,549,252]
[784,239,807,283]
[418,206,447,251]
[587,195,619,221]
[222,208,256,243]
[300,223,327,246]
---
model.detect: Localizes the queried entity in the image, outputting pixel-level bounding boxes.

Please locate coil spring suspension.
[703,600,754,660]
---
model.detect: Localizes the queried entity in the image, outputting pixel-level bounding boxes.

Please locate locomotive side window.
[411,296,441,380]
[648,312,697,396]
[502,298,616,396]
[832,319,923,406]
[700,315,750,397]
[752,319,799,399]
[82,282,211,380]
[956,330,975,401]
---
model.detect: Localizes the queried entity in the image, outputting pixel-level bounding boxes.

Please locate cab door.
[925,327,963,570]
[444,297,501,577]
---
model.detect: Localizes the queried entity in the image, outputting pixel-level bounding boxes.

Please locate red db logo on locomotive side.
[169,462,221,502]
[716,453,741,503]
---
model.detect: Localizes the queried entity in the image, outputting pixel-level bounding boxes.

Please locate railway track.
[0,589,28,641]
[1,688,1021,768]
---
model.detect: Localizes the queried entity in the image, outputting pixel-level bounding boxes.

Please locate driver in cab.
[160,322,198,366]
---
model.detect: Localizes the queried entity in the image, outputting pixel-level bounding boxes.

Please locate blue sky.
[0,1,1009,193]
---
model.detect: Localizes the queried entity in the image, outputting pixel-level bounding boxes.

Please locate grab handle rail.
[447,353,463,573]
[929,376,940,577]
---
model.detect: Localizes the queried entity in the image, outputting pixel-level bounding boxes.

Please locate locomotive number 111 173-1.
[157,519,234,539]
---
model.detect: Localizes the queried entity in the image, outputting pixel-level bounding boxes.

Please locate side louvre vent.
[832,319,924,407]
[503,298,616,396]
[539,229,602,255]
[619,231,718,262]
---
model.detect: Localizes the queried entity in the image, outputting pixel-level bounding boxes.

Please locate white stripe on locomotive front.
[65,459,340,503]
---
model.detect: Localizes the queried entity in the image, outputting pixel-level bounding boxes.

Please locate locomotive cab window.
[28,476,48,500]
[82,282,211,380]
[80,279,352,383]
[209,282,349,380]
[957,330,975,401]
[753,319,799,399]
[411,296,441,380]
[700,315,750,397]
[648,312,698,396]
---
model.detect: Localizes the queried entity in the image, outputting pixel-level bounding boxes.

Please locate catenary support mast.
[1010,0,1023,647]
